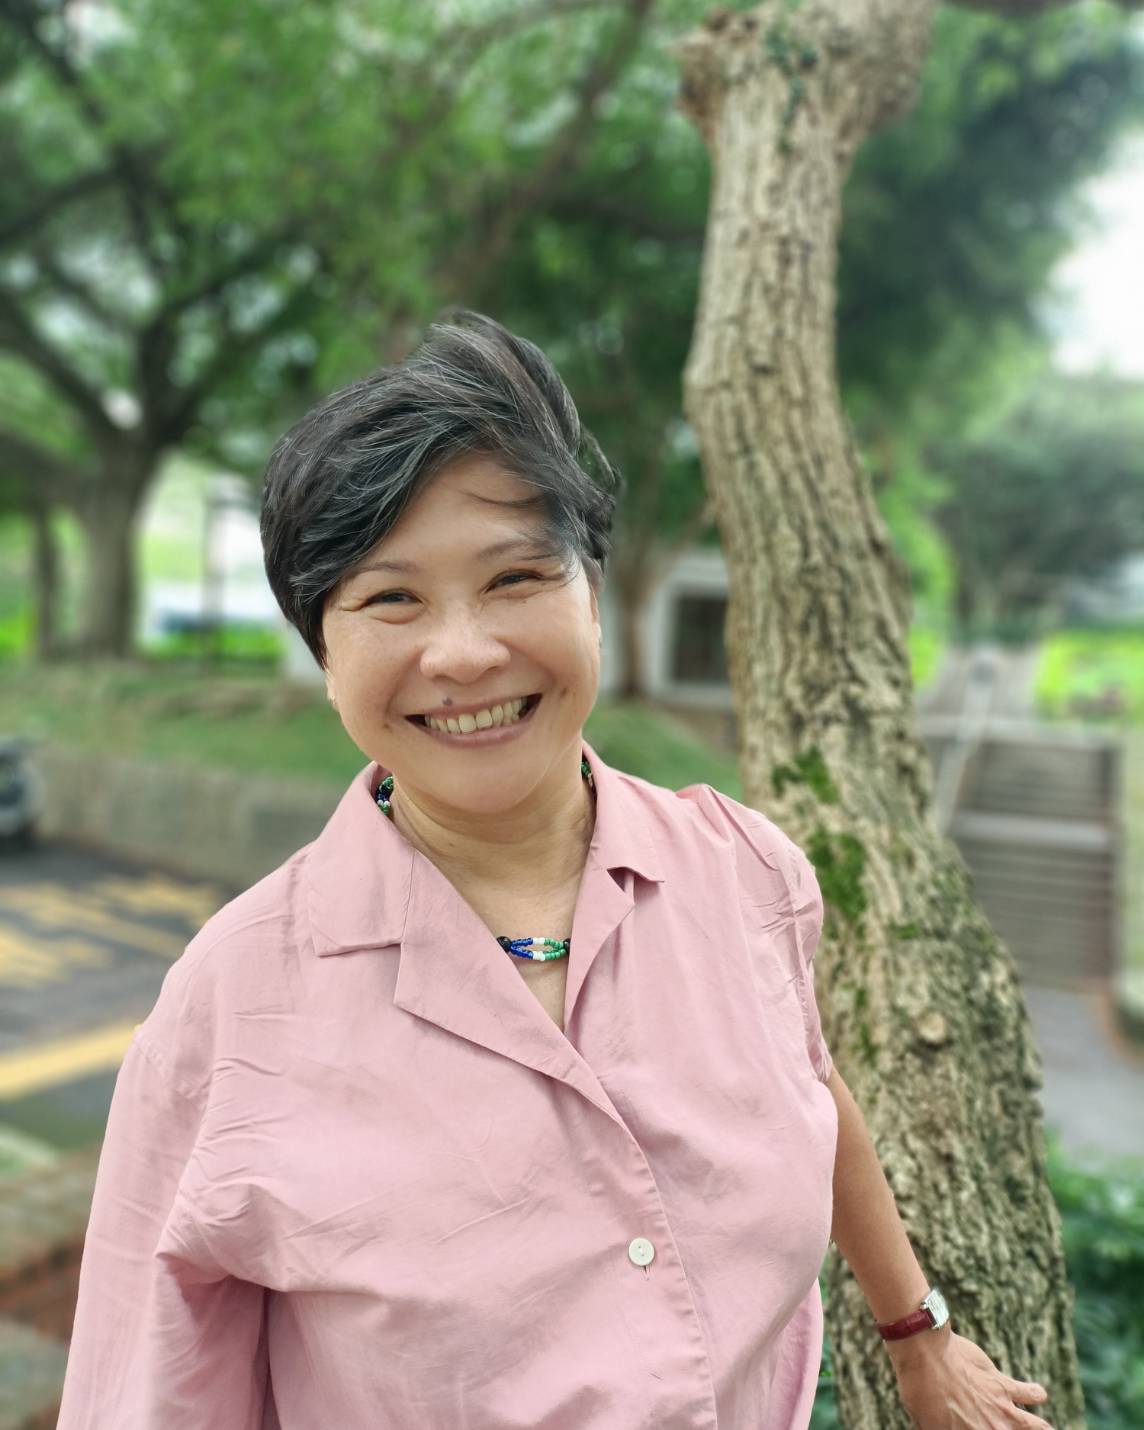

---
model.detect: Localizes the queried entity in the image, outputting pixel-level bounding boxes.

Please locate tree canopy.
[931,369,1144,636]
[1,0,1141,658]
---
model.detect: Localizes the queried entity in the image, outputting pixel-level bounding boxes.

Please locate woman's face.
[321,454,602,818]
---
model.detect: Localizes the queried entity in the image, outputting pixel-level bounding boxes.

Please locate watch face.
[923,1288,950,1327]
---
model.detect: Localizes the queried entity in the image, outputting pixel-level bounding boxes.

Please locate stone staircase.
[924,723,1122,986]
[917,643,1123,987]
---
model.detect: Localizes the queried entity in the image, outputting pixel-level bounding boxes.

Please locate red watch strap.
[877,1306,936,1341]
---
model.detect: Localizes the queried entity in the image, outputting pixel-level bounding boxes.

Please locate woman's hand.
[888,1328,1053,1428]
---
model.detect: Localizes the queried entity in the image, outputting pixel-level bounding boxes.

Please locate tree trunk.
[613,563,650,700]
[674,5,1083,1428]
[29,497,60,661]
[74,465,149,659]
[953,574,973,641]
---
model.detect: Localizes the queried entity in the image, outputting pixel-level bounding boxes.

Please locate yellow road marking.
[0,927,114,986]
[0,1020,141,1100]
[4,887,186,962]
[89,875,221,922]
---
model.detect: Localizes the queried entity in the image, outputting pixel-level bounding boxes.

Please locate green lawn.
[1035,625,1144,725]
[908,623,944,691]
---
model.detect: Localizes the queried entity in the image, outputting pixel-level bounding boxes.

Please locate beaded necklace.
[374,756,595,963]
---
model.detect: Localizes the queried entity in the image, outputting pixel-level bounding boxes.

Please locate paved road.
[1024,982,1144,1172]
[0,841,229,1158]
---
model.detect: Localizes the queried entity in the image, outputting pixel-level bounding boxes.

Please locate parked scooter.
[0,737,42,848]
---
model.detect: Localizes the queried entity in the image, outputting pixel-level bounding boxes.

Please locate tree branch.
[151,227,303,326]
[435,0,659,302]
[543,189,703,245]
[363,0,635,187]
[129,229,306,426]
[27,247,137,335]
[2,0,173,274]
[155,283,319,445]
[437,0,634,58]
[401,0,636,124]
[0,429,93,505]
[0,292,118,441]
[0,162,123,249]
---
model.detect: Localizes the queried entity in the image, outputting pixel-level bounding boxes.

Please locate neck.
[388,750,596,894]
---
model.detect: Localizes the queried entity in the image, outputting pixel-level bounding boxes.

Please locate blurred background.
[1,1,1143,1425]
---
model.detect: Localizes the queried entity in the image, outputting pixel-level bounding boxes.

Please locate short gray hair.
[260,307,624,668]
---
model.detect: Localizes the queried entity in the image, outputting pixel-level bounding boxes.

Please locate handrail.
[932,646,1001,834]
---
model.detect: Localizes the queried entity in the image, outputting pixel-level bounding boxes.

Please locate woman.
[57,310,1054,1429]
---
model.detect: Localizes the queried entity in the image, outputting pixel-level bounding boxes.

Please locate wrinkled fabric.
[57,740,837,1429]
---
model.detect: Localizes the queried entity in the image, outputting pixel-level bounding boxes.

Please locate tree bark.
[611,551,652,699]
[73,453,153,658]
[674,4,1083,1427]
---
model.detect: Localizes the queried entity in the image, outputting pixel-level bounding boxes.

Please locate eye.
[363,571,542,607]
[364,590,412,606]
[495,570,542,588]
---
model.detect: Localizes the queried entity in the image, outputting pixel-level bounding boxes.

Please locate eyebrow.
[347,535,556,579]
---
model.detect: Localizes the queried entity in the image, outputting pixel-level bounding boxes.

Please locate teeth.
[425,696,529,735]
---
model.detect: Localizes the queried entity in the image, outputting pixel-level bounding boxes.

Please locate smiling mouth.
[406,693,542,729]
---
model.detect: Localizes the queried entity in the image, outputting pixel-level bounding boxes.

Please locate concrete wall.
[34,744,347,892]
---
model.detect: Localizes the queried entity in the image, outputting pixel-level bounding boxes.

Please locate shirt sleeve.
[770,827,834,1085]
[55,1029,272,1430]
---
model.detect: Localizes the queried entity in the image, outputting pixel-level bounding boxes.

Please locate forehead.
[342,457,553,579]
[407,453,543,516]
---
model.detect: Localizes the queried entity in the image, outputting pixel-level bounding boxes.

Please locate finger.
[1007,1379,1049,1404]
[1012,1416,1053,1430]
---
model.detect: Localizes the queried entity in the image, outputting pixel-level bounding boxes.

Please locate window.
[671,593,729,684]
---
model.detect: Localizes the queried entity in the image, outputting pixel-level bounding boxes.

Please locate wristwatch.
[876,1287,950,1341]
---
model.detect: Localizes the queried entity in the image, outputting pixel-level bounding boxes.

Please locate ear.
[325,675,338,709]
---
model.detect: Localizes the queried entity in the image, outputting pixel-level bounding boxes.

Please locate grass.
[1035,625,1144,725]
[908,623,944,691]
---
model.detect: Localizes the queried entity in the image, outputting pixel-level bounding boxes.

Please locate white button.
[628,1237,655,1267]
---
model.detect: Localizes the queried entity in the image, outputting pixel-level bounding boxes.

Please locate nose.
[417,607,512,687]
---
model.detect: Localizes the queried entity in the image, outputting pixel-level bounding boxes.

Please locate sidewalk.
[1023,982,1144,1170]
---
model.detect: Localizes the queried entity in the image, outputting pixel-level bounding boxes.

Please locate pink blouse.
[56,739,837,1429]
